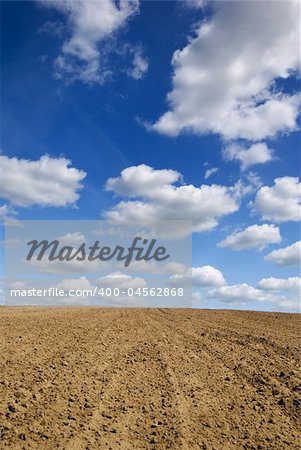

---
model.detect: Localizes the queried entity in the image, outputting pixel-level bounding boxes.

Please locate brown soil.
[0,308,300,450]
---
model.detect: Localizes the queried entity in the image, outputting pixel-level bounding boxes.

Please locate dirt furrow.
[0,308,300,450]
[148,309,301,449]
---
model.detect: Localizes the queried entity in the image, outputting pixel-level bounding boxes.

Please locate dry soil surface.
[0,308,300,450]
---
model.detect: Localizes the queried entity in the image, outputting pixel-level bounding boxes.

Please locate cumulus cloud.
[264,241,301,266]
[0,155,86,207]
[104,164,244,237]
[56,276,95,298]
[4,277,95,306]
[207,281,300,311]
[152,1,300,140]
[257,276,301,311]
[204,167,218,180]
[258,276,301,293]
[254,177,300,222]
[208,283,272,304]
[42,0,139,84]
[16,273,148,306]
[169,265,226,287]
[97,272,148,306]
[223,143,273,171]
[106,164,180,197]
[97,271,147,290]
[218,224,281,251]
[8,277,97,306]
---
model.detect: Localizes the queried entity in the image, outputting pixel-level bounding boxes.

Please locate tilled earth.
[0,308,300,450]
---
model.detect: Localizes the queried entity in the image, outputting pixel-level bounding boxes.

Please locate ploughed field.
[0,308,300,449]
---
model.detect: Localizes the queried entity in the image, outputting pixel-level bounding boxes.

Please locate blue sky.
[0,0,300,311]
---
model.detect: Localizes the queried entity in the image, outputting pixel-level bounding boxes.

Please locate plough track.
[0,308,300,450]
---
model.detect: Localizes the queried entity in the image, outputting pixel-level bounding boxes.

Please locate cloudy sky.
[0,0,300,311]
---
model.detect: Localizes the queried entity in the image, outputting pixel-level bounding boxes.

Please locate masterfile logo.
[4,220,191,307]
[26,237,170,267]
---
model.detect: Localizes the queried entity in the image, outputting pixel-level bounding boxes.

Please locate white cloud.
[57,276,94,293]
[0,204,16,223]
[258,276,301,292]
[0,155,86,207]
[4,277,95,306]
[0,204,10,220]
[26,254,109,276]
[106,164,180,197]
[264,241,301,266]
[163,262,188,276]
[204,167,218,180]
[28,232,89,273]
[6,271,148,306]
[254,177,300,222]
[128,49,149,80]
[245,171,263,190]
[119,260,187,276]
[52,277,95,305]
[152,1,300,140]
[218,224,281,251]
[223,143,273,171]
[43,0,139,84]
[97,271,148,306]
[257,276,301,311]
[0,238,20,249]
[97,271,147,290]
[208,283,271,304]
[104,164,243,237]
[58,232,85,246]
[185,0,206,9]
[169,265,226,287]
[208,277,301,311]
